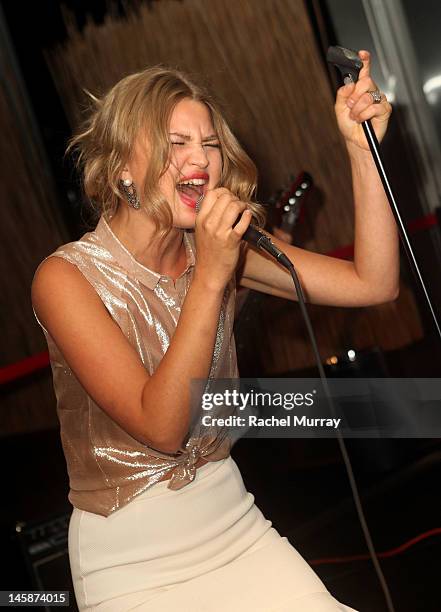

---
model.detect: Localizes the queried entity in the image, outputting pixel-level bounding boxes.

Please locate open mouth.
[176,178,207,208]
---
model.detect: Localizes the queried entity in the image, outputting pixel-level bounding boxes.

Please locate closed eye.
[170,141,220,148]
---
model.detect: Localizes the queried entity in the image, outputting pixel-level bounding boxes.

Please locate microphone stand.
[327,46,441,342]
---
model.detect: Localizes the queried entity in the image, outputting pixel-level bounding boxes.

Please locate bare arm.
[239,146,399,307]
[32,190,251,454]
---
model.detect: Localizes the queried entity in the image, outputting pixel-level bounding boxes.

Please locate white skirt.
[68,456,358,611]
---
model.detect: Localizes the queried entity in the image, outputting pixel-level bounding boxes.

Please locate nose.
[188,143,209,168]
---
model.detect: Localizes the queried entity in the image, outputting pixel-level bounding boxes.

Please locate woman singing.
[31,50,397,611]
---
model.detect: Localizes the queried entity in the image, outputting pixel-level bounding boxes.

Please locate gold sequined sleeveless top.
[32,214,239,516]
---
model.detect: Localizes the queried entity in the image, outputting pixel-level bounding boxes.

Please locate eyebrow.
[169,132,219,142]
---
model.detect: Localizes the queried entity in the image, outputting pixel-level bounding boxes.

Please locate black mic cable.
[195,192,396,612]
[251,230,396,612]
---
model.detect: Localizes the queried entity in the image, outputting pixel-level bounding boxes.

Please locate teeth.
[178,178,207,186]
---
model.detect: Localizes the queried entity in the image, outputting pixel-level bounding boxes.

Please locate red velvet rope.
[309,526,441,566]
[0,350,50,385]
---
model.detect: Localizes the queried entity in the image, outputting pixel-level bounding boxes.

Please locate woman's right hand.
[193,187,252,291]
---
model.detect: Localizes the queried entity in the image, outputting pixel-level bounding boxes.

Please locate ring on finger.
[368,89,382,104]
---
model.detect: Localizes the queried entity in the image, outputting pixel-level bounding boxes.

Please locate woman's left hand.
[335,50,392,151]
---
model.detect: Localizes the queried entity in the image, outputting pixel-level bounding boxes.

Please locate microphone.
[241,224,292,270]
[195,194,292,270]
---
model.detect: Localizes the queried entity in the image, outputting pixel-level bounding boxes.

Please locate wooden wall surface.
[1,12,69,435]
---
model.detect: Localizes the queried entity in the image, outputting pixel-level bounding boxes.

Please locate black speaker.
[15,513,77,611]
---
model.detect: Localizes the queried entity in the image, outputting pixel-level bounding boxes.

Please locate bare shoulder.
[32,255,104,325]
[31,255,152,445]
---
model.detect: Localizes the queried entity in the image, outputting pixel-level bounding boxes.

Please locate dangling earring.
[119,178,141,210]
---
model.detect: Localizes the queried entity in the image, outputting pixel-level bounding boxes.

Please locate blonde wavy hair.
[67,65,266,234]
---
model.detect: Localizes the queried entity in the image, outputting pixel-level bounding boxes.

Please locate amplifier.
[15,513,77,611]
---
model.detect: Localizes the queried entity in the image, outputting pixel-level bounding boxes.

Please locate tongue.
[177,185,201,200]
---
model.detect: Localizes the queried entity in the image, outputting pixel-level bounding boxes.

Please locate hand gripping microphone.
[195,193,292,270]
